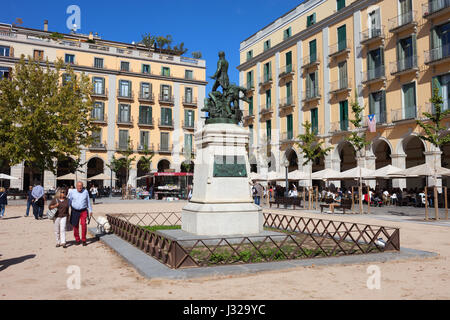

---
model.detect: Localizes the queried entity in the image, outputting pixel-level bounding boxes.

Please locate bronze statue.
[202,51,248,125]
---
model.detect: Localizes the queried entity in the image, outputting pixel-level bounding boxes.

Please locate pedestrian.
[90,185,98,204]
[0,187,7,218]
[68,181,93,246]
[24,185,33,217]
[255,182,263,206]
[48,188,70,248]
[31,183,46,220]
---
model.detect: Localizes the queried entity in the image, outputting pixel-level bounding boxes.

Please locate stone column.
[10,163,24,189]
[365,154,377,188]
[425,150,442,190]
[391,153,406,189]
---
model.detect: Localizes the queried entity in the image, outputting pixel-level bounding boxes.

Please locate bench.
[321,199,353,214]
[269,197,303,209]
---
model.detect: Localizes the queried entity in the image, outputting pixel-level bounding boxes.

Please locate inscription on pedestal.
[213,155,247,177]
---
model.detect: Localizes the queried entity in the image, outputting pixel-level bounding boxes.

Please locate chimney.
[44,20,48,31]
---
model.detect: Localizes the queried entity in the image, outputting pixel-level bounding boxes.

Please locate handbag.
[46,207,57,220]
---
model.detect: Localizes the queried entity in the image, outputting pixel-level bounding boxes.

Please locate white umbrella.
[248,172,261,181]
[287,170,310,181]
[0,173,18,180]
[336,166,376,179]
[56,173,77,180]
[88,173,116,181]
[368,165,404,179]
[392,163,450,177]
[311,168,341,180]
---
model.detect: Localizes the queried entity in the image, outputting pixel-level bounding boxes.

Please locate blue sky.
[2,0,303,92]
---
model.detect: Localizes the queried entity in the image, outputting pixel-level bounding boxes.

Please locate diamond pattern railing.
[106,212,400,269]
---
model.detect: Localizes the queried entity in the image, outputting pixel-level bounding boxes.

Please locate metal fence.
[106,212,400,269]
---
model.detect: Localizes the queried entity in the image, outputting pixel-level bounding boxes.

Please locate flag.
[368,114,376,133]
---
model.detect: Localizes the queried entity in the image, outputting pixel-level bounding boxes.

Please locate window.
[162,67,170,76]
[247,71,254,89]
[264,40,271,51]
[160,132,169,150]
[92,102,104,121]
[338,61,348,89]
[337,25,347,51]
[119,80,131,97]
[369,9,382,38]
[285,51,292,73]
[249,125,254,146]
[161,85,172,101]
[185,109,195,127]
[92,129,102,145]
[402,82,416,119]
[367,48,385,80]
[140,131,150,149]
[94,57,104,69]
[265,89,271,108]
[397,35,417,71]
[306,71,319,98]
[284,27,292,40]
[65,54,75,64]
[339,100,348,131]
[185,70,193,79]
[263,62,272,82]
[142,64,151,74]
[311,108,319,134]
[140,82,152,99]
[0,67,10,79]
[118,104,131,123]
[33,50,44,60]
[286,82,292,105]
[432,74,450,111]
[266,120,272,142]
[431,22,450,60]
[369,91,386,123]
[161,107,172,125]
[337,0,346,11]
[139,106,152,125]
[247,50,253,61]
[309,39,317,63]
[93,77,105,95]
[119,130,129,149]
[185,87,193,103]
[120,61,130,72]
[248,96,254,115]
[0,46,10,57]
[307,13,316,27]
[184,134,194,154]
[287,115,293,139]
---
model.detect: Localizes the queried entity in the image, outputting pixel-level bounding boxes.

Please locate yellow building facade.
[0,22,206,190]
[238,0,450,190]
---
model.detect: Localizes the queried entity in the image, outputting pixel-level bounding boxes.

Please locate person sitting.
[391,192,398,206]
[288,186,298,197]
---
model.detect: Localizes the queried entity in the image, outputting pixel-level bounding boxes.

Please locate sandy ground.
[0,201,449,300]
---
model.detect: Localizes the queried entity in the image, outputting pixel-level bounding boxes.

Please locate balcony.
[182,97,198,107]
[138,92,155,103]
[181,147,196,157]
[138,117,154,128]
[259,105,273,117]
[158,144,173,154]
[88,44,110,52]
[89,141,107,151]
[390,56,418,76]
[116,115,134,127]
[424,44,450,65]
[388,11,417,34]
[302,87,321,102]
[245,81,255,92]
[159,94,175,104]
[278,64,295,78]
[391,106,422,122]
[158,118,174,129]
[302,55,320,69]
[362,66,386,85]
[424,99,450,116]
[91,88,108,99]
[259,74,273,88]
[329,77,352,95]
[360,26,385,46]
[371,111,388,125]
[243,111,255,121]
[328,39,351,58]
[182,121,196,131]
[116,141,133,151]
[137,143,155,154]
[91,114,107,125]
[280,132,296,143]
[329,121,354,134]
[422,0,450,19]
[279,96,295,110]
[117,90,134,101]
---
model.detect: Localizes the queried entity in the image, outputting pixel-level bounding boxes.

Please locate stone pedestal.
[182,123,263,236]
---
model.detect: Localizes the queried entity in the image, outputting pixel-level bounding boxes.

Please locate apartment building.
[238,0,450,189]
[0,22,206,189]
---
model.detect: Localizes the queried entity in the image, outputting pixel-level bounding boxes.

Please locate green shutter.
[266,120,271,141]
[340,101,348,130]
[338,25,347,51]
[381,90,386,123]
[287,115,293,139]
[411,34,417,65]
[286,51,292,72]
[249,96,253,115]
[310,40,317,62]
[337,0,345,11]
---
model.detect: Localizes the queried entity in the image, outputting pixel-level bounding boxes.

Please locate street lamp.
[283,159,289,208]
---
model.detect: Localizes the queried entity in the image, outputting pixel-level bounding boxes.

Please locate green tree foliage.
[141,33,156,50]
[346,93,370,156]
[417,85,450,148]
[141,33,190,56]
[117,138,136,187]
[137,145,155,176]
[296,121,332,166]
[191,51,202,59]
[0,55,96,184]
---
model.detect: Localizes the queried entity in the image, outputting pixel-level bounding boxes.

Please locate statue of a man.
[210,51,229,92]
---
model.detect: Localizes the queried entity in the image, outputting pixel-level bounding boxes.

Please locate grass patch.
[141,225,181,232]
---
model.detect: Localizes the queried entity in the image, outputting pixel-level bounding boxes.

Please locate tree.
[172,42,188,56]
[296,121,332,208]
[117,138,136,199]
[0,55,96,186]
[141,33,156,50]
[416,83,450,220]
[137,145,155,176]
[345,93,371,214]
[191,51,202,59]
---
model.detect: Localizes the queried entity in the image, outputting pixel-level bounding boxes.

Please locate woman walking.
[90,185,98,204]
[0,187,7,218]
[48,188,70,248]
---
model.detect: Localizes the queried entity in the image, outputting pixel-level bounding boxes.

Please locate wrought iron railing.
[422,0,450,18]
[360,26,385,44]
[424,44,450,64]
[390,55,418,74]
[329,39,351,57]
[388,11,417,32]
[362,65,385,83]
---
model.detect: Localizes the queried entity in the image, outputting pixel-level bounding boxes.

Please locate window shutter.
[411,34,417,62]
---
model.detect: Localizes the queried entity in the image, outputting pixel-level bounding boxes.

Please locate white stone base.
[182,202,263,236]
